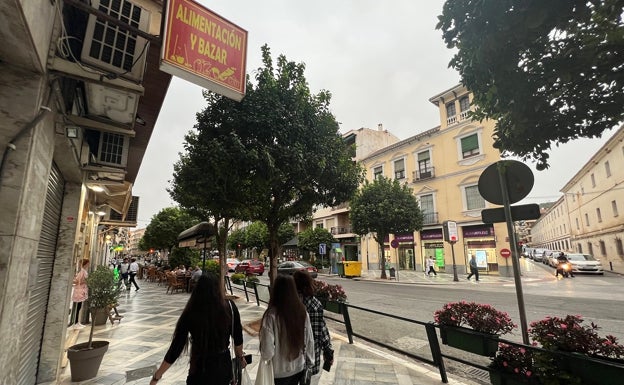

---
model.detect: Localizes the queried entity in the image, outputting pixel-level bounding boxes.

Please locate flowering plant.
[312,280,347,302]
[529,315,624,358]
[434,301,516,335]
[490,343,537,381]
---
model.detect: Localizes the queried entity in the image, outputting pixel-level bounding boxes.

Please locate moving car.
[235,259,265,276]
[277,261,318,278]
[545,250,565,267]
[226,258,240,272]
[530,248,548,263]
[566,253,604,275]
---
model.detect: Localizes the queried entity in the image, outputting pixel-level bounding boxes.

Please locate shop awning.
[177,222,215,248]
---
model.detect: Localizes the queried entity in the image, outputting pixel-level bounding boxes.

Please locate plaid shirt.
[302,295,333,374]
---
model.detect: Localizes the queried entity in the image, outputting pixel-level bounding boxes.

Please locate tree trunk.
[267,225,281,287]
[379,240,387,279]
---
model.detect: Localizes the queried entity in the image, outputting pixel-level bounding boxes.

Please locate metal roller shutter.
[16,163,64,385]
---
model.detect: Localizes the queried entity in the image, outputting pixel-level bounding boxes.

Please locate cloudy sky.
[132,0,614,227]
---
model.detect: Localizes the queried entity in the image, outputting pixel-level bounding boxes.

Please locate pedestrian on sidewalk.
[259,275,314,385]
[70,258,89,329]
[426,256,437,276]
[128,258,140,291]
[119,257,130,290]
[467,254,479,281]
[150,273,246,385]
[294,271,334,385]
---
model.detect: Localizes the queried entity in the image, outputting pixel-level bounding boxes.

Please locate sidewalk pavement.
[51,280,480,385]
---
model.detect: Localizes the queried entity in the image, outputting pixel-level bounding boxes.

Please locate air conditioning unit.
[81,0,151,82]
[96,131,129,168]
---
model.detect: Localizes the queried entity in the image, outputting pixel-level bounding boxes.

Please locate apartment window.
[585,213,590,226]
[446,102,456,120]
[577,244,582,253]
[616,238,624,256]
[590,173,596,188]
[599,240,606,256]
[605,161,611,177]
[417,151,431,176]
[460,133,480,158]
[394,158,405,180]
[596,208,602,223]
[612,200,619,217]
[588,242,593,255]
[373,166,383,179]
[315,222,323,229]
[459,96,470,112]
[464,185,485,210]
[419,194,435,223]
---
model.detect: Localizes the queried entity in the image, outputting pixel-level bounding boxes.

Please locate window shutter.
[461,134,478,152]
[417,151,429,161]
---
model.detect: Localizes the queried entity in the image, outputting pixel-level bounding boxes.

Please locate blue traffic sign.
[319,243,326,254]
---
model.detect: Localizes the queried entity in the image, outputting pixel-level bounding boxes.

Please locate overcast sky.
[132,0,615,227]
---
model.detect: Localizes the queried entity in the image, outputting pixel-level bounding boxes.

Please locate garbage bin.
[343,261,362,277]
[336,261,345,277]
[389,267,396,279]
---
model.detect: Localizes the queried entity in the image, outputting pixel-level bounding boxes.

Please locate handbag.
[254,360,274,385]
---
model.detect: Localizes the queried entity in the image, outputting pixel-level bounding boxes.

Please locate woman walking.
[293,271,334,385]
[260,274,314,385]
[150,273,247,385]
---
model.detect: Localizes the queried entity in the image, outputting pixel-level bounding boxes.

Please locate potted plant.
[434,301,516,356]
[67,265,121,381]
[489,343,539,385]
[230,272,246,285]
[529,315,624,385]
[312,280,347,314]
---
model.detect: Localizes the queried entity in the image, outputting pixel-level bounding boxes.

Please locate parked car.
[566,253,604,274]
[531,248,548,263]
[545,250,565,267]
[277,261,318,278]
[226,258,240,272]
[235,259,265,276]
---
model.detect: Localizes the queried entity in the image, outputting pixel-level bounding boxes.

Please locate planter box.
[320,299,343,315]
[489,371,534,385]
[563,353,624,385]
[440,325,499,357]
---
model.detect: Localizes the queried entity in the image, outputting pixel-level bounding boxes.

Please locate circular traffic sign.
[478,160,534,205]
[390,239,399,248]
[500,248,511,258]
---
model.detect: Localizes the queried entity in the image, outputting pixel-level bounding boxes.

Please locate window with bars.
[394,158,405,179]
[460,134,480,158]
[97,132,127,167]
[464,185,485,210]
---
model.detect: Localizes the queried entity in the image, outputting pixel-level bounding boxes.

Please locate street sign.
[478,160,534,205]
[500,248,511,258]
[390,239,399,248]
[442,221,458,243]
[481,204,541,223]
[319,243,326,254]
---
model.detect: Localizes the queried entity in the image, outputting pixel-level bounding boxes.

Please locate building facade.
[0,1,170,383]
[530,124,624,271]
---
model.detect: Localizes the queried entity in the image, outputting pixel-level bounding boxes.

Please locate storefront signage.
[421,229,443,240]
[424,242,444,249]
[161,0,248,101]
[394,233,414,242]
[462,225,494,238]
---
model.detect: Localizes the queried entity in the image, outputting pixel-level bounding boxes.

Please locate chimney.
[377,123,383,131]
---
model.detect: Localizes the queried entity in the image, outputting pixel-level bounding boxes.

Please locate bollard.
[610,261,613,271]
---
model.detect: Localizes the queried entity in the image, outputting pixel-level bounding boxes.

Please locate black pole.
[450,241,459,281]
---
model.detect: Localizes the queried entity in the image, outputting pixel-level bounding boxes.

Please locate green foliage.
[437,0,624,170]
[203,259,220,275]
[227,228,246,251]
[168,246,200,270]
[170,44,362,283]
[230,273,246,284]
[298,227,335,252]
[86,265,121,310]
[142,207,200,252]
[245,221,269,249]
[350,176,423,278]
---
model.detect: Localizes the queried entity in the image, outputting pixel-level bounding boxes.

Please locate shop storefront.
[395,233,416,270]
[420,229,445,271]
[462,225,498,272]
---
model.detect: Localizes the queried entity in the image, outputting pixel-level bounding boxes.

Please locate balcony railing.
[412,167,435,181]
[395,170,405,180]
[446,115,457,125]
[331,226,353,235]
[422,212,439,225]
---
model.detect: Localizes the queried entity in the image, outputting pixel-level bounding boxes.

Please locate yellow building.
[347,85,512,276]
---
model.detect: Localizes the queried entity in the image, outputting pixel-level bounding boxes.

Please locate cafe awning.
[177,222,216,248]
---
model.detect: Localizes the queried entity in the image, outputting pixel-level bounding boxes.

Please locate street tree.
[437,0,624,170]
[141,207,199,255]
[350,177,424,279]
[227,228,246,258]
[297,227,335,265]
[172,45,362,284]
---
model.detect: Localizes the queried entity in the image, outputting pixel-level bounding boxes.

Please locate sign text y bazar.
[161,0,248,101]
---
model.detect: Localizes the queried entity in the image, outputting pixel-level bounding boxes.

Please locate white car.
[566,253,604,275]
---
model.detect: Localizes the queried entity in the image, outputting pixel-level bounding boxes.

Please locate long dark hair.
[173,273,231,362]
[293,270,314,297]
[265,274,307,360]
